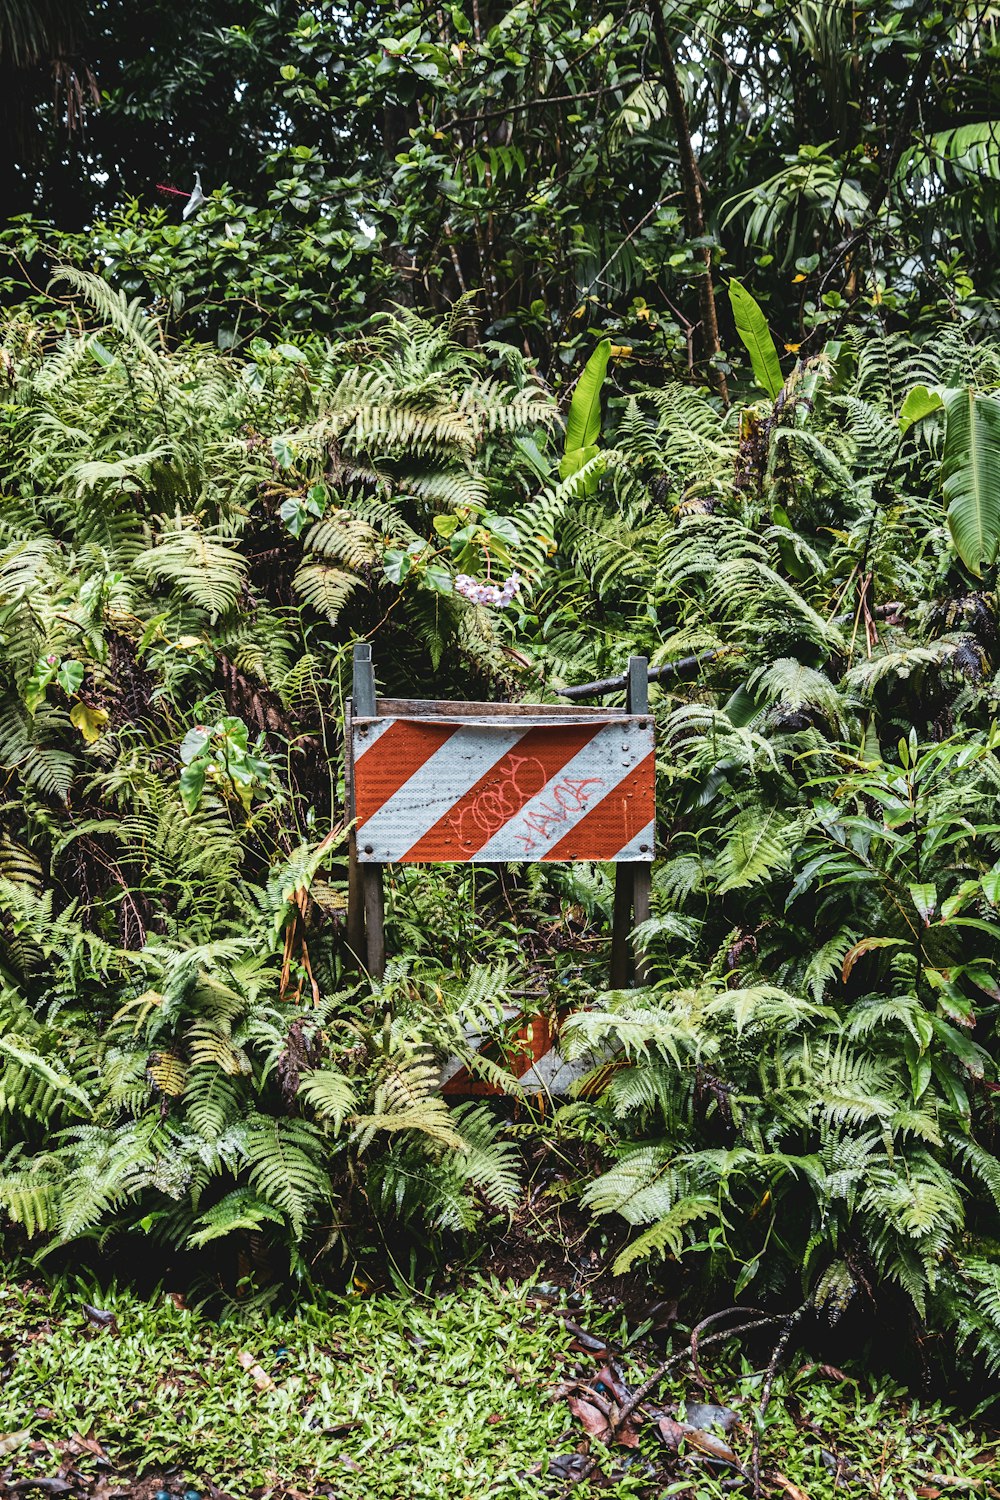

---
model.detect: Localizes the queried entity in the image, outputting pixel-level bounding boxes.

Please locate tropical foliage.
[6,0,1000,1396]
[0,278,548,1268]
[5,0,1000,368]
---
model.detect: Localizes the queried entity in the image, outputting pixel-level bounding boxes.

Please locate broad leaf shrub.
[543,325,1000,1377]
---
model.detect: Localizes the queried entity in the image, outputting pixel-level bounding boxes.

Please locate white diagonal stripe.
[356,725,526,861]
[612,819,655,862]
[352,717,396,757]
[473,722,653,861]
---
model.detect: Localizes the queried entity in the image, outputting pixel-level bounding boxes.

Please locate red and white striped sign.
[350,708,654,863]
[440,1007,609,1097]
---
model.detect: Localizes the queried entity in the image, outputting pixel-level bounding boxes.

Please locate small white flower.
[455,569,522,609]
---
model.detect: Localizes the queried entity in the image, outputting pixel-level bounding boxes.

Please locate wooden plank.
[633,862,652,985]
[612,657,653,987]
[350,643,383,976]
[356,711,640,730]
[373,697,629,719]
[628,657,653,986]
[363,865,385,979]
[610,863,633,988]
[345,700,366,964]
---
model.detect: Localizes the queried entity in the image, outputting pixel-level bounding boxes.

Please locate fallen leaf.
[656,1417,742,1470]
[81,1303,118,1333]
[65,1430,109,1460]
[797,1362,849,1382]
[563,1320,613,1357]
[683,1400,739,1435]
[772,1472,811,1500]
[568,1395,612,1442]
[237,1350,275,1391]
[683,1426,743,1469]
[915,1489,943,1499]
[8,1481,74,1496]
[643,1297,679,1329]
[657,1416,689,1450]
[0,1429,31,1457]
[546,1454,593,1480]
[593,1365,630,1403]
[820,1449,859,1482]
[915,1479,992,1494]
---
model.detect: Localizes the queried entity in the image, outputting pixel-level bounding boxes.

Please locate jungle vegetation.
[4,0,1000,1397]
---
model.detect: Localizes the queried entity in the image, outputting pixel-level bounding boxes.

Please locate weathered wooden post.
[346,642,385,978]
[611,657,651,986]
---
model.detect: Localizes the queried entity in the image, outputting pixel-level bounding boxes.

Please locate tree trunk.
[647,0,728,404]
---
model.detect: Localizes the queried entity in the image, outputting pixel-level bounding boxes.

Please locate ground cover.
[0,1272,997,1499]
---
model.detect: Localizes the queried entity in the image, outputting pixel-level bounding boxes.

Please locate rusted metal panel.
[350,711,654,863]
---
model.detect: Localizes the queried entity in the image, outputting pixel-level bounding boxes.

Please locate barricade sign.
[345,644,655,995]
[351,706,654,864]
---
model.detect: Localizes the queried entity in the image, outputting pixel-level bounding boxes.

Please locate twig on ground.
[690,1306,761,1393]
[751,1302,811,1499]
[561,1310,777,1492]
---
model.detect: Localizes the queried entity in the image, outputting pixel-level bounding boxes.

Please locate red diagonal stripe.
[542,752,655,861]
[403,724,599,861]
[441,1015,555,1096]
[353,720,455,825]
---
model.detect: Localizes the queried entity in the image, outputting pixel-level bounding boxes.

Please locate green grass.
[0,1273,998,1498]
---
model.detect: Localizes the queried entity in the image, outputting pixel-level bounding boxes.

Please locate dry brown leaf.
[0,1430,31,1458]
[237,1350,275,1391]
[772,1471,811,1500]
[682,1426,742,1468]
[568,1395,612,1443]
[65,1431,108,1460]
[657,1416,688,1450]
[796,1362,849,1382]
[657,1417,742,1470]
[593,1364,630,1403]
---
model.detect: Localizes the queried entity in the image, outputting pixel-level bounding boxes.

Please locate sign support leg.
[349,643,386,979]
[611,656,651,987]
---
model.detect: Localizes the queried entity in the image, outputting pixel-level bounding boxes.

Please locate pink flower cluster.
[455,571,522,608]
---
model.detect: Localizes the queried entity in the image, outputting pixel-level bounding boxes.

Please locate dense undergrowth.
[5,268,1000,1395]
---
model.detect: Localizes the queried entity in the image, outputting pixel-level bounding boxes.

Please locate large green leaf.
[728,279,783,400]
[562,338,611,462]
[941,386,1000,577]
[898,383,944,434]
